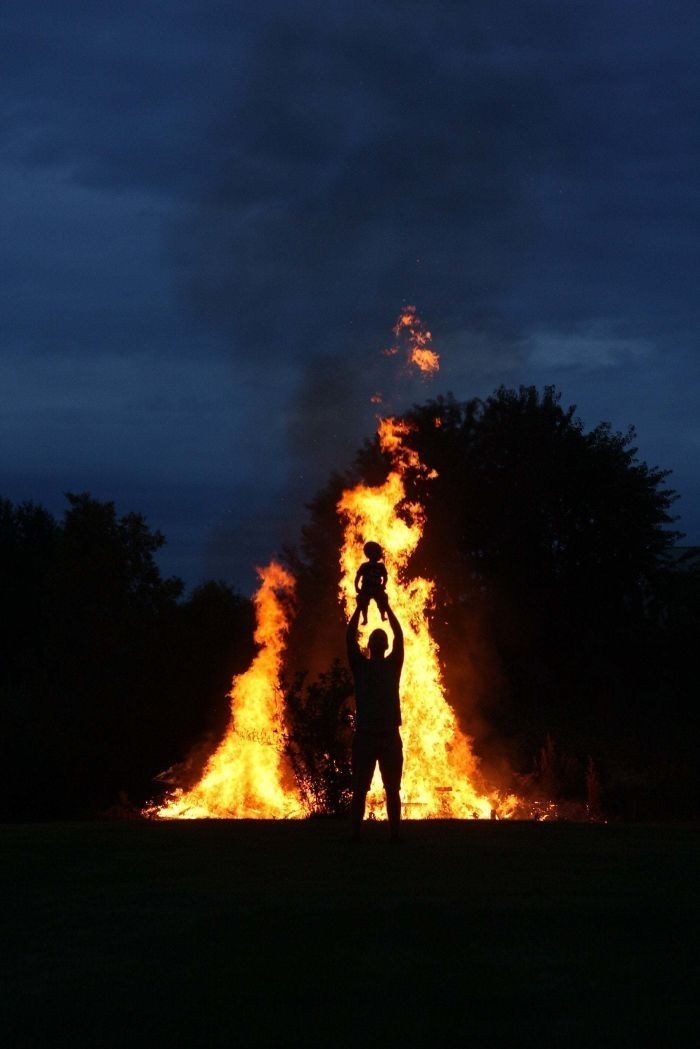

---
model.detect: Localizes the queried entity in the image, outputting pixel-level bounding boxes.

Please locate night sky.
[4,1,700,592]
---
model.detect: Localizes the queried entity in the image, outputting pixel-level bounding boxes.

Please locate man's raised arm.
[346,603,362,661]
[385,602,404,663]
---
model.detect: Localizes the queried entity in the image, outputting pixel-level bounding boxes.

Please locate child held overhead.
[355,541,388,625]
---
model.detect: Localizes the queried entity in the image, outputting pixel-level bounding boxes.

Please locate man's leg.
[385,788,401,837]
[351,733,375,840]
[378,731,403,839]
[351,789,367,840]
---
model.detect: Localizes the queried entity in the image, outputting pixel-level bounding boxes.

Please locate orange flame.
[154,561,303,819]
[337,418,518,818]
[390,304,440,375]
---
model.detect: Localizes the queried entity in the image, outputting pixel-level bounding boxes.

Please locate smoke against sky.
[2,2,700,589]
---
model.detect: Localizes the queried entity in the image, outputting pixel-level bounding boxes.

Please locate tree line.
[2,386,698,819]
[0,493,253,819]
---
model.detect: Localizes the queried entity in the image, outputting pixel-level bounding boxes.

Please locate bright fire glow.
[338,417,518,818]
[152,306,525,822]
[155,562,302,818]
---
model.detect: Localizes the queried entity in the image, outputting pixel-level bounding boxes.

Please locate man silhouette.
[346,599,404,840]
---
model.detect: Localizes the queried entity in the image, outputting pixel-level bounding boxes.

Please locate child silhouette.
[355,541,388,625]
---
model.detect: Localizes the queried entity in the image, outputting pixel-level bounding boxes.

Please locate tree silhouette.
[285,386,691,816]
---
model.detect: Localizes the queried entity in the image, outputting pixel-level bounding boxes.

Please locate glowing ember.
[389,304,440,375]
[337,417,518,818]
[154,561,302,818]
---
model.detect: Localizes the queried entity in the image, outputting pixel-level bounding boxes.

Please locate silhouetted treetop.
[388,386,680,605]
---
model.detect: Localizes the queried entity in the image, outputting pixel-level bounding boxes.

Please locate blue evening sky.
[3,1,699,590]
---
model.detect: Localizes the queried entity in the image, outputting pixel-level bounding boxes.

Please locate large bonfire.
[338,417,517,818]
[153,309,519,819]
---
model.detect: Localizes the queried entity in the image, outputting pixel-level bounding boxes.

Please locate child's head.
[363,541,383,562]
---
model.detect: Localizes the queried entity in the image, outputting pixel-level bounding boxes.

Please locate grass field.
[1,820,698,1048]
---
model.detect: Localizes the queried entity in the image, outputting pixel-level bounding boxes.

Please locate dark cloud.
[178,7,546,356]
[175,2,700,350]
[2,1,253,196]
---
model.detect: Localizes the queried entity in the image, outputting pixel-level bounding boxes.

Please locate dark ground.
[1,820,698,1048]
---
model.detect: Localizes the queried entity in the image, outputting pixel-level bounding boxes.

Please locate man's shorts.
[352,729,403,794]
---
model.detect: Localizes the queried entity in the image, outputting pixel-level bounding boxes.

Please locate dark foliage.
[284,660,354,816]
[285,386,698,818]
[0,494,254,819]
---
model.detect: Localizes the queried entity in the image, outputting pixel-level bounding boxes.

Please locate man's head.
[367,628,388,658]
